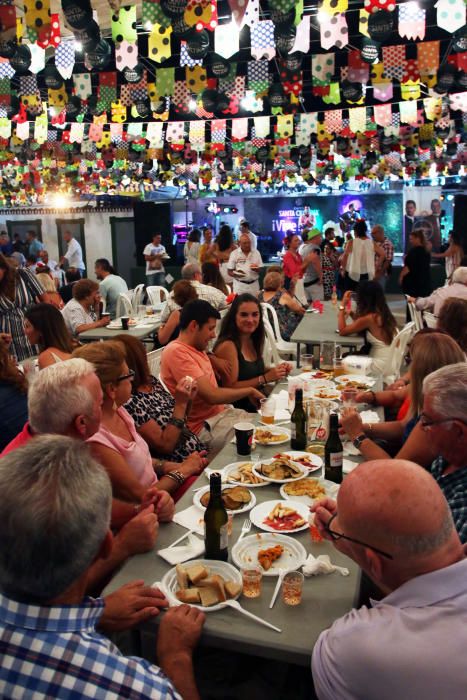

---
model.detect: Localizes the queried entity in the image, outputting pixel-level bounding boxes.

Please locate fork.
[236,517,251,544]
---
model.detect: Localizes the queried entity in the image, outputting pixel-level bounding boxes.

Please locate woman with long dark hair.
[213,224,237,284]
[338,280,398,375]
[432,230,464,280]
[213,293,290,411]
[201,261,229,295]
[0,253,43,361]
[399,229,432,298]
[24,303,74,369]
[0,337,28,451]
[183,228,201,265]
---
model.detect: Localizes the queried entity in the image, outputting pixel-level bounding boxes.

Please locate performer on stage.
[339,203,359,233]
[299,205,315,232]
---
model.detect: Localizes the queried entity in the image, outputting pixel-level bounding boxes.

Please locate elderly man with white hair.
[159,261,227,324]
[1,358,174,632]
[0,436,204,699]
[311,458,467,699]
[410,266,467,317]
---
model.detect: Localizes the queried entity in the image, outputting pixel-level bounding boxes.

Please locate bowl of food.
[254,427,291,445]
[194,485,256,514]
[252,456,307,483]
[162,560,242,611]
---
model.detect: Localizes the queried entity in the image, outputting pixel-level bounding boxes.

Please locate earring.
[112,400,118,411]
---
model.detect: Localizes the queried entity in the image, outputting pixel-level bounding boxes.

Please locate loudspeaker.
[134,202,172,266]
[453,195,467,254]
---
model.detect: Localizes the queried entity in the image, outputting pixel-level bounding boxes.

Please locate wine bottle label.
[220,523,228,550]
[329,452,343,467]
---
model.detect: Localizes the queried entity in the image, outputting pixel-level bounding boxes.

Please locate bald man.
[311,459,467,700]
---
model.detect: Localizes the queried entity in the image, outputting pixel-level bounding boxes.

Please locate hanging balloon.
[256,146,269,163]
[215,91,230,112]
[62,0,93,30]
[268,83,286,108]
[404,147,415,161]
[361,38,380,64]
[336,137,349,154]
[86,40,111,69]
[274,25,296,57]
[10,45,31,75]
[341,80,363,102]
[283,52,303,73]
[172,15,192,37]
[74,19,100,52]
[456,70,467,91]
[186,28,210,60]
[210,53,231,79]
[201,88,218,112]
[43,63,64,89]
[368,10,395,42]
[123,63,144,83]
[453,26,467,53]
[153,96,167,114]
[160,0,188,18]
[290,147,300,163]
[66,96,82,118]
[135,100,151,119]
[434,64,456,94]
[300,153,311,169]
[446,142,458,157]
[419,139,431,150]
[270,6,295,27]
[87,95,104,116]
[381,136,393,155]
[5,95,20,118]
[0,38,16,59]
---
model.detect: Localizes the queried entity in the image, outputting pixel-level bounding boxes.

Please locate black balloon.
[215,91,230,112]
[186,28,210,60]
[62,0,93,30]
[5,95,20,118]
[0,39,16,59]
[66,96,82,118]
[171,15,192,37]
[256,146,269,163]
[87,95,104,116]
[453,26,467,53]
[274,25,296,57]
[210,53,231,78]
[123,63,144,83]
[135,100,151,119]
[160,0,187,18]
[341,80,363,102]
[446,142,458,156]
[10,45,31,75]
[434,64,456,94]
[201,88,218,112]
[368,10,395,42]
[86,40,111,69]
[270,6,295,27]
[283,52,303,72]
[456,70,467,91]
[74,19,100,52]
[361,38,379,64]
[44,63,64,89]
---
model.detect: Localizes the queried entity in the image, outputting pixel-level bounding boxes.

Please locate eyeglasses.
[324,513,393,560]
[117,369,135,383]
[419,413,465,430]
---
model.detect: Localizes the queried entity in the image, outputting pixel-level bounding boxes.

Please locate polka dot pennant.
[231,117,248,140]
[180,41,203,67]
[156,67,175,96]
[276,114,293,139]
[373,82,393,102]
[18,75,37,96]
[185,65,207,93]
[364,0,396,14]
[417,41,440,74]
[185,0,218,31]
[291,15,310,54]
[189,119,206,146]
[381,45,406,81]
[37,12,60,49]
[402,59,420,84]
[247,60,269,95]
[250,20,275,61]
[449,92,467,113]
[322,82,341,104]
[398,2,425,41]
[436,0,465,33]
[48,86,67,107]
[111,100,127,123]
[55,42,74,80]
[0,60,15,80]
[320,13,348,51]
[324,109,343,134]
[0,118,11,139]
[215,22,239,58]
[401,80,420,102]
[69,122,84,143]
[166,120,185,144]
[359,8,370,37]
[142,0,171,29]
[312,54,335,86]
[29,44,45,74]
[423,97,442,121]
[399,101,418,124]
[111,5,137,44]
[148,24,172,63]
[173,80,189,111]
[349,106,367,134]
[24,0,51,44]
[242,0,259,28]
[73,73,92,100]
[211,118,226,143]
[321,0,348,15]
[115,40,139,70]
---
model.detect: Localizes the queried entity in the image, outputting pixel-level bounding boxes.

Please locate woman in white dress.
[340,220,385,292]
[431,230,464,280]
[183,229,201,265]
[337,281,398,376]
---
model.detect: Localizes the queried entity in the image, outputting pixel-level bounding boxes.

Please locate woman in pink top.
[282,234,305,292]
[74,341,206,503]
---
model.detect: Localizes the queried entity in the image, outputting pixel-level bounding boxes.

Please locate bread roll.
[198,586,219,607]
[176,588,201,604]
[186,563,209,584]
[176,564,188,590]
[225,580,242,599]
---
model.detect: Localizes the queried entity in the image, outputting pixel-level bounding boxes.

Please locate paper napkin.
[172,505,205,535]
[158,534,205,565]
[302,554,349,577]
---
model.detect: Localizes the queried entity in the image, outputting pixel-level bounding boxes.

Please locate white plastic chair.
[260,302,297,359]
[147,348,163,377]
[263,317,282,366]
[405,296,423,332]
[147,286,168,306]
[384,322,416,383]
[423,311,437,328]
[132,283,145,312]
[116,293,133,318]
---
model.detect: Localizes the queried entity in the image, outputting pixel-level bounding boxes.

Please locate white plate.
[231,533,307,576]
[252,459,308,484]
[334,375,375,389]
[254,426,291,446]
[249,500,310,534]
[194,485,256,514]
[280,478,339,506]
[297,376,336,390]
[223,462,269,487]
[271,450,323,473]
[308,387,341,402]
[161,559,242,612]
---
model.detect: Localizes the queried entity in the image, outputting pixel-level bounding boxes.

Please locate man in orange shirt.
[160,300,263,455]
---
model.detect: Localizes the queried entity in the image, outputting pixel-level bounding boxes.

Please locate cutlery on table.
[236,517,251,544]
[269,568,286,609]
[223,599,282,633]
[167,529,194,549]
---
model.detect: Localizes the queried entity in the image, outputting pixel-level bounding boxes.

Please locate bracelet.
[165,470,186,486]
[168,416,185,430]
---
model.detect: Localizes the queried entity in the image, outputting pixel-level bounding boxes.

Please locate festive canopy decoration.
[0,0,463,206]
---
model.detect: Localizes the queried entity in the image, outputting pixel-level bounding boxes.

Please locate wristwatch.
[168,416,186,430]
[352,433,367,450]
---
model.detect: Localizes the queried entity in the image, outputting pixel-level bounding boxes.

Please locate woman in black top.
[400,229,432,297]
[213,294,290,412]
[0,336,28,451]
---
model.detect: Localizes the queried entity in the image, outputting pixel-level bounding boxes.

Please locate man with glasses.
[311,458,467,699]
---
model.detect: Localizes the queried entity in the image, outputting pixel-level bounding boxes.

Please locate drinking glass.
[300,354,314,372]
[320,342,335,371]
[260,397,275,424]
[137,304,146,320]
[282,571,304,606]
[242,567,262,598]
[333,358,346,377]
[341,387,358,408]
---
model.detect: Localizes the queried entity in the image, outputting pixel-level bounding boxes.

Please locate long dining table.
[78,315,161,343]
[103,381,380,668]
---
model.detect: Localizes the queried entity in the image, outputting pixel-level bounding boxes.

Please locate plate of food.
[273,451,323,472]
[334,375,375,390]
[252,455,307,483]
[223,461,268,487]
[231,533,307,577]
[254,427,291,446]
[161,560,242,611]
[194,485,256,514]
[309,387,341,402]
[280,477,339,506]
[306,443,326,458]
[249,500,309,533]
[296,376,336,390]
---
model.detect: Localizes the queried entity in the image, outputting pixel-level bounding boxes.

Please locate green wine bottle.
[204,472,228,561]
[325,413,343,484]
[291,388,307,450]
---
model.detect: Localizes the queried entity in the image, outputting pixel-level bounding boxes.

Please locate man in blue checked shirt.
[0,436,205,700]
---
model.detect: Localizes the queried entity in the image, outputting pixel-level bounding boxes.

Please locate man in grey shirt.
[300,230,323,302]
[95,259,128,319]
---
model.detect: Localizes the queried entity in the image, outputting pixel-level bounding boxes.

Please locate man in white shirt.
[60,231,85,276]
[143,233,167,287]
[228,234,263,295]
[411,266,467,317]
[95,258,129,319]
[160,262,227,324]
[238,221,258,250]
[311,459,467,700]
[38,249,65,287]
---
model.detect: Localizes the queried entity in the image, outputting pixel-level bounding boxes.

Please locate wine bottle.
[291,388,307,450]
[325,413,343,484]
[204,472,228,561]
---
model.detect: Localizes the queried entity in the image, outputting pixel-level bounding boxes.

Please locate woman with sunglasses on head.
[24,303,74,369]
[340,332,465,467]
[73,341,206,503]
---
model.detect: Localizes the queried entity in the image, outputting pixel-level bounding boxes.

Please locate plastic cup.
[234,421,255,456]
[333,358,345,377]
[282,571,304,606]
[341,387,358,408]
[300,354,314,372]
[121,316,129,330]
[260,397,275,424]
[242,567,262,598]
